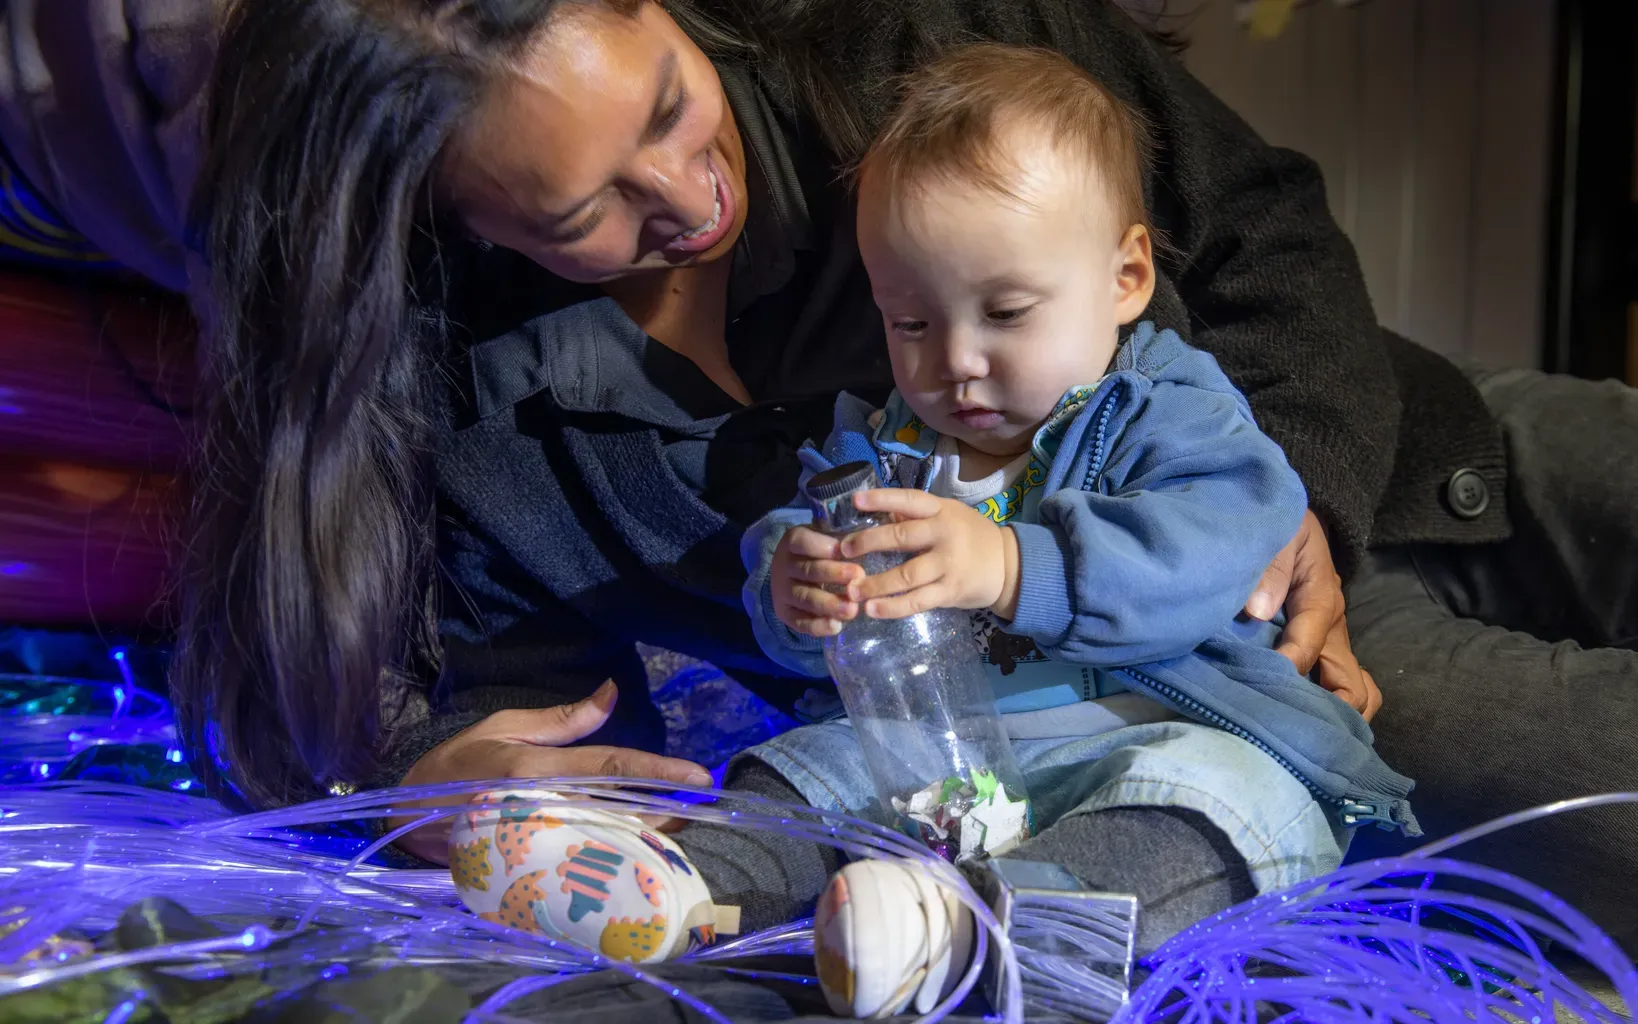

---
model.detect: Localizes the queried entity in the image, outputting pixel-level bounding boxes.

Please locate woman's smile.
[664,156,735,253]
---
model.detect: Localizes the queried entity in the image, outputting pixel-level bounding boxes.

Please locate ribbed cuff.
[1006,522,1075,647]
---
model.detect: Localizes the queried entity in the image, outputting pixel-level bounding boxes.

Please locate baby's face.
[858,134,1151,458]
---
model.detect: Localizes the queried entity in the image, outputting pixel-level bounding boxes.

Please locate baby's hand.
[770,525,866,637]
[841,491,1022,620]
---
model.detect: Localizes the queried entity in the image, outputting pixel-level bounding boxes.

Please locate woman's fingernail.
[1247,592,1277,620]
[686,771,714,788]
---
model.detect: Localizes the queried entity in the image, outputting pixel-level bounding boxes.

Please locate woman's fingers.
[506,744,713,788]
[1276,579,1336,676]
[1312,603,1383,722]
[1272,517,1340,675]
[1359,668,1383,722]
[487,680,619,746]
[495,745,712,835]
[388,705,718,864]
[1247,542,1295,621]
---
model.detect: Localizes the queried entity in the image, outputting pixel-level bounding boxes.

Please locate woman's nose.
[640,151,714,235]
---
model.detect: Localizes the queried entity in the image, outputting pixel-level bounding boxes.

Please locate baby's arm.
[741,393,883,675]
[742,506,831,677]
[1008,377,1308,667]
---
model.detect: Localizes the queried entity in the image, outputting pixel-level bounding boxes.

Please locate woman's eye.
[552,208,606,245]
[988,306,1033,325]
[890,319,928,337]
[652,91,689,139]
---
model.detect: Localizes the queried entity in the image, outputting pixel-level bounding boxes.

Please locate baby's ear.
[1112,224,1156,324]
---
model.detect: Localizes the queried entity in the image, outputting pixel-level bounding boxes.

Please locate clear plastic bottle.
[803,461,1032,863]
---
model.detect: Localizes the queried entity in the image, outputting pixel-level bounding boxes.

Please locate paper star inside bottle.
[971,768,999,803]
[964,782,1030,859]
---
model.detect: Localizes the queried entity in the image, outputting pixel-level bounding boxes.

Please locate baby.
[737,42,1418,1012]
[452,44,1418,1019]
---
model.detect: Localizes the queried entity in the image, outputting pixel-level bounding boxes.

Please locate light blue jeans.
[740,718,1349,894]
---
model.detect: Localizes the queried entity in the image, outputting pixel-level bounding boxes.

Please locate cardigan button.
[1445,469,1490,519]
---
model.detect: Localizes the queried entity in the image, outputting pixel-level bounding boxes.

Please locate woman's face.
[442,1,749,283]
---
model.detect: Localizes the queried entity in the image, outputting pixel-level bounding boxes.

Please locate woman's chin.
[655,216,747,269]
[695,218,746,264]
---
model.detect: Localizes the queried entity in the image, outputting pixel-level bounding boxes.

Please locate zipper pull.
[1340,801,1401,831]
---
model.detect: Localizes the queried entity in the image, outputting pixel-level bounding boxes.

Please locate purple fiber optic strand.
[0,780,1019,1024]
[1116,793,1638,1024]
[1,780,1634,1024]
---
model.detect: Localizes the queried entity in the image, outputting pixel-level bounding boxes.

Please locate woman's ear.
[1112,224,1156,324]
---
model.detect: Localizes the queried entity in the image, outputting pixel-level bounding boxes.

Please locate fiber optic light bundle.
[0,782,1635,1023]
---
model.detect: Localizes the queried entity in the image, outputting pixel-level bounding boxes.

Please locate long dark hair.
[177,0,598,808]
[177,0,1179,809]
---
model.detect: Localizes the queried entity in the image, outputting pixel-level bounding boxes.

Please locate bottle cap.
[803,461,877,502]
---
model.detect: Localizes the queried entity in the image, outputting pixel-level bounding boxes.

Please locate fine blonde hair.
[858,43,1153,234]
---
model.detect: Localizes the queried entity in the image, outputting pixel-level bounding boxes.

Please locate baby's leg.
[814,722,1343,1016]
[1003,806,1253,955]
[671,758,840,934]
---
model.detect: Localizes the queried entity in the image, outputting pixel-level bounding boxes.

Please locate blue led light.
[104,999,142,1024]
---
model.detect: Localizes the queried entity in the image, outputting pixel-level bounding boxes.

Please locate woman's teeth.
[678,169,722,241]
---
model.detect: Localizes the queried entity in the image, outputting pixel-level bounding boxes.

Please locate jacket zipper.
[1117,666,1400,830]
[1078,390,1400,833]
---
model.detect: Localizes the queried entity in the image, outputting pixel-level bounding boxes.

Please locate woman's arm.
[374,510,711,864]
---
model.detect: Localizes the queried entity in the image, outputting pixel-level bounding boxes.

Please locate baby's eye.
[987,306,1033,325]
[890,319,928,337]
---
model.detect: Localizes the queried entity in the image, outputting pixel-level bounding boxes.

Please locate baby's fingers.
[848,551,945,602]
[785,583,859,622]
[852,488,946,519]
[840,519,939,560]
[789,557,863,588]
[863,585,950,621]
[785,526,843,559]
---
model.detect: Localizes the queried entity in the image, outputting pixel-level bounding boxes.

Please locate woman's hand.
[1246,510,1382,721]
[389,681,713,864]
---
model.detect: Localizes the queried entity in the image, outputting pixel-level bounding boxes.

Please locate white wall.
[1178,0,1555,368]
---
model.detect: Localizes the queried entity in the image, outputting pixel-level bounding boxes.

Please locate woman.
[7,0,1631,941]
[177,0,1388,817]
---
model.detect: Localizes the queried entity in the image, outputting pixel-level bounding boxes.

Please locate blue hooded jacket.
[743,323,1419,836]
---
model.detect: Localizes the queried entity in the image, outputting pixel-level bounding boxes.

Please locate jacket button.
[1445,468,1490,519]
